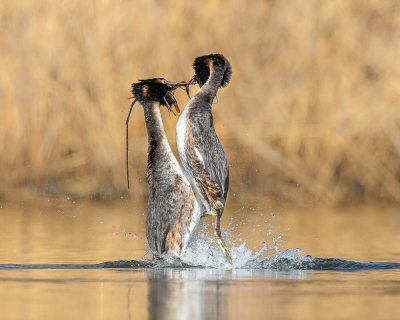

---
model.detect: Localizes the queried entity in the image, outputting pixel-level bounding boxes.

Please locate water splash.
[178,220,300,269]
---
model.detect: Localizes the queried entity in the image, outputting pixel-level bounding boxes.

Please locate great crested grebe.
[127,78,201,257]
[176,54,233,263]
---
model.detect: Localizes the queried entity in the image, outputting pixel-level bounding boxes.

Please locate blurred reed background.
[1,0,400,205]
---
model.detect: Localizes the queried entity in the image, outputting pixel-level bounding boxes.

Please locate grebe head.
[189,54,232,88]
[131,78,181,114]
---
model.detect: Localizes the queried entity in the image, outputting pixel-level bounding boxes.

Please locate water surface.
[0,199,399,319]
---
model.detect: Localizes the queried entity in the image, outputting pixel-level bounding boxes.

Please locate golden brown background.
[1,0,400,205]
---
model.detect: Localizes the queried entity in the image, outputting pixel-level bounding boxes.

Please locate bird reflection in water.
[146,269,228,320]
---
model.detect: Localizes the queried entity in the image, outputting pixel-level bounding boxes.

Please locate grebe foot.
[214,211,233,264]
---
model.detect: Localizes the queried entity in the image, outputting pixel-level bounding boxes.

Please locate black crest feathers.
[192,54,232,88]
[131,78,175,108]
